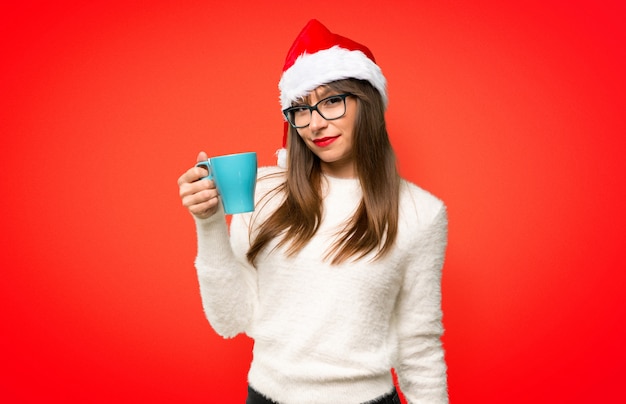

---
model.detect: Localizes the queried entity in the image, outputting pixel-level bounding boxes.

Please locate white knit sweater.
[194,166,448,404]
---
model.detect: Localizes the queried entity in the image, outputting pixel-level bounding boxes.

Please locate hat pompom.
[276,148,287,168]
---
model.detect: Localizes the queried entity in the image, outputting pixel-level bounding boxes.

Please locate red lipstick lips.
[312,136,339,147]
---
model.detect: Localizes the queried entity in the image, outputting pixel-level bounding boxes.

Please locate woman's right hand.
[178,151,220,219]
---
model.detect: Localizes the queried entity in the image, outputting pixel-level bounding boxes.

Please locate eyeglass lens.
[287,94,348,128]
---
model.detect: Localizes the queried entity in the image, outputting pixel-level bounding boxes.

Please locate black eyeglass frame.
[282,93,352,129]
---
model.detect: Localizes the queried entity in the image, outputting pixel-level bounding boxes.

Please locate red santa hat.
[276,19,388,167]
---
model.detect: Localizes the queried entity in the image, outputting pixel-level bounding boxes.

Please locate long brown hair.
[247,79,400,265]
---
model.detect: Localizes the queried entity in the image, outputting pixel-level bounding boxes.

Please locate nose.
[308,109,328,132]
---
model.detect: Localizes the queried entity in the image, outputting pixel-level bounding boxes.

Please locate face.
[295,87,358,178]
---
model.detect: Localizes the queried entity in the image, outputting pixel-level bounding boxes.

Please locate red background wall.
[1,1,624,402]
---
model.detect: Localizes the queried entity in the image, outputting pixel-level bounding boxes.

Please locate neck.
[320,161,356,179]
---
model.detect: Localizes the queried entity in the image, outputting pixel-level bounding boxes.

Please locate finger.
[195,164,210,178]
[197,151,208,163]
[179,180,217,203]
[188,198,219,218]
[182,189,219,217]
[177,167,198,186]
[178,166,212,186]
[181,182,218,202]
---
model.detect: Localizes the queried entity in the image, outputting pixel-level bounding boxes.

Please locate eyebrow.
[293,87,333,106]
[315,87,332,98]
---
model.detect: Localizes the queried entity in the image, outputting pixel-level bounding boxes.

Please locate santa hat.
[276,19,388,167]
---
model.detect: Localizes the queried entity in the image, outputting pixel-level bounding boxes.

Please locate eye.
[290,106,309,116]
[323,96,343,106]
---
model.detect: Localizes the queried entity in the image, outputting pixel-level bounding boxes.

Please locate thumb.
[197,151,208,163]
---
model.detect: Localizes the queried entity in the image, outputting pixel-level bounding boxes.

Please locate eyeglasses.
[283,93,352,128]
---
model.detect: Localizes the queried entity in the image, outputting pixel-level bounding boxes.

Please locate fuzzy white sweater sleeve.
[192,167,284,338]
[394,202,448,403]
[193,205,258,338]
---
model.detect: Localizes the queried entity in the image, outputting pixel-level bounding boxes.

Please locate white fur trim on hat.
[278,46,388,111]
[276,148,287,168]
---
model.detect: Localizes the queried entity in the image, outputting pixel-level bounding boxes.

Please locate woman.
[178,20,448,404]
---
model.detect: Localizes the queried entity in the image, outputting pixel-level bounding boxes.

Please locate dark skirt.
[246,385,401,404]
